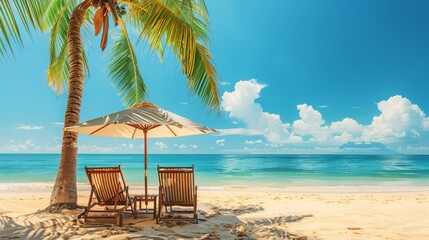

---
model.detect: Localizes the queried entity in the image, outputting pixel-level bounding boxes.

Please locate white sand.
[1,183,429,239]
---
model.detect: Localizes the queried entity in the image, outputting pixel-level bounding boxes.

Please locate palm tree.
[43,0,220,210]
[0,1,43,60]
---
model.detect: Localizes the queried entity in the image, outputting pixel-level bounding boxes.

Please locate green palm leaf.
[13,0,43,31]
[161,0,209,44]
[0,0,43,59]
[189,44,219,112]
[108,21,146,107]
[41,0,75,30]
[44,0,91,94]
[45,0,74,93]
[123,0,219,111]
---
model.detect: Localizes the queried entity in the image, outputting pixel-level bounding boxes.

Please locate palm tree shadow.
[251,214,314,226]
[194,202,312,239]
[0,203,311,240]
[0,214,74,239]
[248,214,313,238]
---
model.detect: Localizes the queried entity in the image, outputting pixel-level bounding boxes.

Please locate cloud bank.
[221,79,429,152]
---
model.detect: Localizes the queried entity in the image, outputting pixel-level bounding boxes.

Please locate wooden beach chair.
[79,166,134,226]
[157,165,198,224]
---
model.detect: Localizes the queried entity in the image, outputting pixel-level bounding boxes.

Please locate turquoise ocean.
[0,154,429,187]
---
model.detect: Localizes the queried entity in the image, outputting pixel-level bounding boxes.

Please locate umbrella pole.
[144,129,148,206]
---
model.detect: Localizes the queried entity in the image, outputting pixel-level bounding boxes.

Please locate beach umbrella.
[64,101,216,205]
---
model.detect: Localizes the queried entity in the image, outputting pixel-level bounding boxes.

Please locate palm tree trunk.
[48,0,92,210]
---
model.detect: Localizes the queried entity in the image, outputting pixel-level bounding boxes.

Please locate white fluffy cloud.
[1,140,36,152]
[121,144,134,149]
[362,96,429,143]
[177,144,187,149]
[292,104,329,142]
[216,139,225,146]
[174,144,198,150]
[78,143,136,153]
[244,140,263,145]
[154,141,167,149]
[217,128,261,136]
[78,145,115,153]
[0,140,61,153]
[222,79,299,143]
[318,105,329,108]
[0,140,139,153]
[291,105,365,145]
[221,80,429,151]
[330,118,363,135]
[16,124,43,130]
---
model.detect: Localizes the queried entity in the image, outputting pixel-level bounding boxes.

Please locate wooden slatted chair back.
[158,166,195,205]
[85,166,127,203]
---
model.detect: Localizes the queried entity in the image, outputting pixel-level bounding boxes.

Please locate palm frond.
[124,3,165,63]
[41,0,75,30]
[189,43,219,112]
[45,0,91,94]
[0,0,43,59]
[125,0,196,69]
[81,8,94,80]
[123,0,219,111]
[192,0,209,23]
[13,0,44,30]
[47,44,69,92]
[46,0,74,93]
[0,1,23,57]
[107,21,146,107]
[161,0,209,44]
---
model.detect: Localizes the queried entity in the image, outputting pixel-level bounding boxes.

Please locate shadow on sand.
[0,203,311,240]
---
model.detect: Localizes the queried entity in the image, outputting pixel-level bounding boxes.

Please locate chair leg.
[156,212,159,224]
[128,198,135,215]
[157,201,162,224]
[194,204,198,224]
[153,198,157,219]
[133,199,137,219]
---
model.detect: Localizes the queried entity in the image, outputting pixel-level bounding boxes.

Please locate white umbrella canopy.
[64,101,216,205]
[65,102,215,138]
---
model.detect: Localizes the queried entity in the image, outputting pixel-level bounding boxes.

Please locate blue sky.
[1,0,429,154]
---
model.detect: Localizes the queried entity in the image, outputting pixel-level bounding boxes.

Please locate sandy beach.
[1,184,428,239]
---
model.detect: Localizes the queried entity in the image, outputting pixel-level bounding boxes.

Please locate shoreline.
[1,182,429,194]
